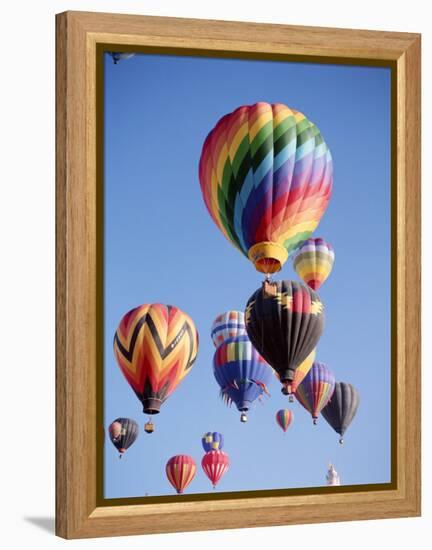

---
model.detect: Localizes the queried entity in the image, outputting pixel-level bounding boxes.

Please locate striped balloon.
[108,418,139,457]
[211,310,246,348]
[202,432,224,452]
[114,304,198,415]
[199,102,333,274]
[201,450,230,489]
[213,334,273,416]
[166,455,196,494]
[293,238,335,290]
[275,409,293,432]
[295,362,335,424]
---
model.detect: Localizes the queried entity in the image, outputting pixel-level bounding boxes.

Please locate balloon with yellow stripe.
[166,455,196,494]
[293,238,335,290]
[113,304,199,425]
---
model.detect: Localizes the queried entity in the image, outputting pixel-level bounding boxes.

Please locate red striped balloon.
[166,455,196,494]
[275,409,293,432]
[201,450,230,489]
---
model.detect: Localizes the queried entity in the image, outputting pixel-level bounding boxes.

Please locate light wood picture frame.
[56,10,421,539]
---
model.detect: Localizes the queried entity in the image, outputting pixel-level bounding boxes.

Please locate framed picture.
[56,11,421,539]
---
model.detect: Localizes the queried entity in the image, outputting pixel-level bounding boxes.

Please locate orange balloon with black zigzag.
[114,303,199,415]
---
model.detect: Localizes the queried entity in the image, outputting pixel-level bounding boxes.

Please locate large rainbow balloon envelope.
[199,102,333,274]
[293,238,335,290]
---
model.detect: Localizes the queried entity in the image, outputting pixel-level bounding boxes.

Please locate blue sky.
[103,52,391,499]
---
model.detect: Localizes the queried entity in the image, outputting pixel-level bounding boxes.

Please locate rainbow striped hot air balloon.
[113,304,198,426]
[199,102,333,274]
[166,455,196,494]
[211,311,247,348]
[275,409,293,433]
[293,238,335,290]
[295,362,335,424]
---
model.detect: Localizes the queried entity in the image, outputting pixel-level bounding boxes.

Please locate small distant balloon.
[202,450,230,489]
[108,418,139,458]
[295,362,335,424]
[202,432,224,452]
[275,409,293,432]
[108,52,135,64]
[166,455,196,494]
[321,382,360,444]
[293,238,335,290]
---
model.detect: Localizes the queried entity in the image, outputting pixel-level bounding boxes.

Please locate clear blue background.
[103,53,391,499]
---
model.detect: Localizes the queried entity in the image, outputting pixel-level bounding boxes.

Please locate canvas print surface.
[102,52,391,500]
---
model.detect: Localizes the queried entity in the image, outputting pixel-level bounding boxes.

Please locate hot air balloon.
[108,52,135,64]
[114,304,198,429]
[199,102,333,274]
[293,238,335,290]
[202,450,230,489]
[245,280,325,386]
[295,362,335,424]
[166,455,196,494]
[275,409,293,432]
[108,418,139,458]
[279,349,316,401]
[321,382,360,444]
[202,432,224,452]
[211,311,247,348]
[213,334,273,422]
